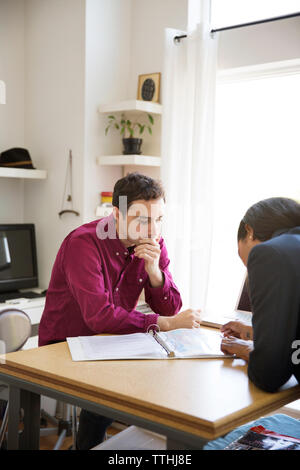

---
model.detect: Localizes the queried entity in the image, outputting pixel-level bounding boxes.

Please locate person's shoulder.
[70,219,99,238]
[67,215,118,250]
[248,240,281,268]
[63,219,98,246]
[276,229,300,248]
[266,229,300,257]
[62,219,108,255]
[248,234,300,274]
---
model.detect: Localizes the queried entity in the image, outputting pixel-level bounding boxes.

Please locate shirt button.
[116,252,119,256]
[139,278,143,283]
[115,287,119,292]
[124,252,127,256]
[164,296,168,300]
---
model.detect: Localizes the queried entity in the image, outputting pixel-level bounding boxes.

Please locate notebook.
[200,276,252,329]
[67,327,232,361]
[224,425,300,450]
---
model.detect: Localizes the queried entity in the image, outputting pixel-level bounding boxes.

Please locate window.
[211,0,300,30]
[205,65,300,315]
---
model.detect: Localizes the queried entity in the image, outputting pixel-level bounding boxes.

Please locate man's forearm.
[148,269,164,288]
[157,315,172,331]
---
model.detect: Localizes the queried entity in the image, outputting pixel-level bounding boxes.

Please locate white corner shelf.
[97,155,161,167]
[98,99,162,115]
[0,168,47,179]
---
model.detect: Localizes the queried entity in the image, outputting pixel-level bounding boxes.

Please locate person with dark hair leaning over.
[221,197,300,393]
[38,172,202,449]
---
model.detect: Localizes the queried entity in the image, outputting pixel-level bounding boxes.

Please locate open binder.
[67,327,232,361]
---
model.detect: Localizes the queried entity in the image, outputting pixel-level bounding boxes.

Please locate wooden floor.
[0,397,125,450]
[40,431,73,450]
[0,399,124,450]
[0,411,123,450]
[39,423,121,450]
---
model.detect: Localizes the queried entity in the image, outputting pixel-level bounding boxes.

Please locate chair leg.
[52,403,77,450]
[71,406,78,450]
[1,399,79,450]
[0,403,9,449]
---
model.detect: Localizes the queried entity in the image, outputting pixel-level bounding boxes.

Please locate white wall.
[0,0,25,223]
[83,0,189,222]
[83,0,132,223]
[186,2,300,69]
[23,0,86,288]
[218,16,300,69]
[0,0,189,288]
[126,0,188,182]
[129,0,188,100]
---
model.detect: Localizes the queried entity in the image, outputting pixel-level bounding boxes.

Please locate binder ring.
[146,324,160,334]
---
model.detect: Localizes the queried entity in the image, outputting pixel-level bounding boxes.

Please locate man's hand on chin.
[134,238,164,288]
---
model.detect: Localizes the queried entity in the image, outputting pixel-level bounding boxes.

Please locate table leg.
[7,386,20,450]
[20,389,41,450]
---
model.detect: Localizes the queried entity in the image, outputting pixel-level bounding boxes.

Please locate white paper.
[67,333,167,361]
[157,328,228,358]
[67,328,230,362]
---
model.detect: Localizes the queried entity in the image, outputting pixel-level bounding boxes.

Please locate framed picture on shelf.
[137,73,161,103]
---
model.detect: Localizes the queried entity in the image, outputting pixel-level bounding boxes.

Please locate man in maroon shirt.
[38,172,201,449]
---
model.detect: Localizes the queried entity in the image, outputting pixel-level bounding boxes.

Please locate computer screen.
[236,277,252,313]
[0,224,38,293]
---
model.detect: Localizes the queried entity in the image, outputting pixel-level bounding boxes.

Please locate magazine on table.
[225,425,300,450]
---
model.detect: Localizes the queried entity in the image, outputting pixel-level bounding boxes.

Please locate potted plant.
[105,113,154,155]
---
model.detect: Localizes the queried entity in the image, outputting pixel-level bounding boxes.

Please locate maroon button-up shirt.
[38,215,182,346]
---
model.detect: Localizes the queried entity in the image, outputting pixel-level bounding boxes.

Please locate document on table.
[67,328,232,362]
[67,333,165,361]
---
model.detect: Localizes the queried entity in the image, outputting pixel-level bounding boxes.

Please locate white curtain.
[161,7,218,311]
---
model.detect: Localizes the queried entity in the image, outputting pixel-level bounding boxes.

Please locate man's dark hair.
[237,197,300,242]
[112,172,165,213]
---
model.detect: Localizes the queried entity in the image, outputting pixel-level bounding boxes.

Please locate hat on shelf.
[0,148,35,169]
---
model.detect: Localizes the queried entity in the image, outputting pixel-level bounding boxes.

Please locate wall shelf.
[98,99,162,115]
[97,155,161,167]
[97,100,162,177]
[0,168,47,179]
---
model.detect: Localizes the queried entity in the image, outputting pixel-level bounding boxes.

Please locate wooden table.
[0,339,299,449]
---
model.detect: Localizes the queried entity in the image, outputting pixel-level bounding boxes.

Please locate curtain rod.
[173,11,300,41]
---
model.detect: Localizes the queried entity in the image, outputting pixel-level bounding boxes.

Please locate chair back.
[0,308,31,354]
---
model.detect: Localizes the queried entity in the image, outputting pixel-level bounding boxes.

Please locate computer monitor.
[200,274,252,328]
[0,224,38,294]
[235,276,252,313]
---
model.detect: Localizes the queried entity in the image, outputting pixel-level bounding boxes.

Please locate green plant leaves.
[104,113,154,138]
[148,114,154,125]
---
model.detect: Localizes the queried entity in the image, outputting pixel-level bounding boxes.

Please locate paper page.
[67,337,85,361]
[157,328,229,358]
[67,333,167,361]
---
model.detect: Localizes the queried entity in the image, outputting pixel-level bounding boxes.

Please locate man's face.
[116,198,165,245]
